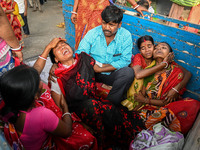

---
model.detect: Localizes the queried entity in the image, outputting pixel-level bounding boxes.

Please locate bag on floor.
[129,123,184,150]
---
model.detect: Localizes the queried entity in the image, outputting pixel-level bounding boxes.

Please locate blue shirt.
[76,25,133,74]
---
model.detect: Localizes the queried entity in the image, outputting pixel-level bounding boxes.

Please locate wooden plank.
[183,112,200,149]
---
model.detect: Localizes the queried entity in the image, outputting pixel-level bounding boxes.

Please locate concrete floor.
[22,0,65,60]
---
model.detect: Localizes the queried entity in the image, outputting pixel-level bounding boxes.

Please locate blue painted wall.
[62,0,200,100]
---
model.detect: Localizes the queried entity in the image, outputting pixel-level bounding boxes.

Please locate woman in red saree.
[134,42,200,134]
[45,38,145,149]
[0,0,22,41]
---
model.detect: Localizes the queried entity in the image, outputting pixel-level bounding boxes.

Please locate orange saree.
[75,0,110,49]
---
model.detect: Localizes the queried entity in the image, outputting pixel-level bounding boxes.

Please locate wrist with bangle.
[133,4,140,10]
[161,61,168,69]
[71,11,77,14]
[11,44,23,51]
[172,87,179,93]
[39,55,47,61]
[62,112,71,118]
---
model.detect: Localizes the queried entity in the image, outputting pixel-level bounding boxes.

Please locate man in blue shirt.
[76,5,134,105]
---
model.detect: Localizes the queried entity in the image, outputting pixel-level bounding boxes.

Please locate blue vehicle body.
[63,0,200,100]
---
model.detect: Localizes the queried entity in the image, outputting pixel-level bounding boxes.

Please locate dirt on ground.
[22,0,65,61]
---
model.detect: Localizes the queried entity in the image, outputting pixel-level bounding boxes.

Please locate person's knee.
[118,67,134,82]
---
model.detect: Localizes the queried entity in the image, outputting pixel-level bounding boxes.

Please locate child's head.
[137,0,150,9]
[137,35,154,59]
[49,41,73,64]
[0,65,40,123]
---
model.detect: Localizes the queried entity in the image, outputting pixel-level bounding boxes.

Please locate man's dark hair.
[101,5,123,23]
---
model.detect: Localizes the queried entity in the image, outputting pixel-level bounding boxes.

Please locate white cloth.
[25,57,53,84]
[148,6,155,14]
[51,77,61,95]
[51,60,77,95]
[14,0,25,13]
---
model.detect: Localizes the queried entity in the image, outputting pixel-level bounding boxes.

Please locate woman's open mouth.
[63,49,69,55]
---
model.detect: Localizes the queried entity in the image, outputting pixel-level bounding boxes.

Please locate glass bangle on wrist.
[62,112,71,118]
[161,61,168,68]
[11,44,22,51]
[133,5,140,10]
[39,56,47,61]
[172,87,179,93]
[71,11,77,14]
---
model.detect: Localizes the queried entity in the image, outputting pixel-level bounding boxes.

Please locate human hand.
[13,51,23,62]
[133,102,143,111]
[93,64,102,73]
[46,38,66,50]
[71,14,77,24]
[135,5,147,16]
[163,89,179,104]
[163,52,174,64]
[134,91,145,103]
[48,63,58,83]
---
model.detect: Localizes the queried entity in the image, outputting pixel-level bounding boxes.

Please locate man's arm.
[94,64,116,73]
[75,30,92,54]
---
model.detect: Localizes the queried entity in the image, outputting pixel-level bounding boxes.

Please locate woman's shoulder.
[134,53,143,58]
[31,106,51,114]
[79,52,95,66]
[131,53,146,68]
